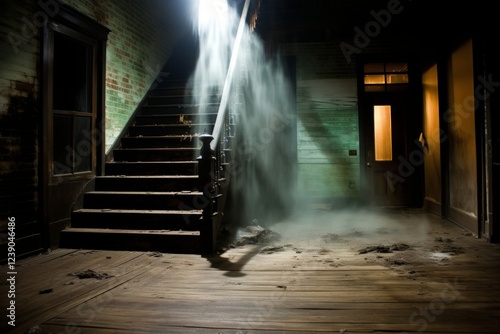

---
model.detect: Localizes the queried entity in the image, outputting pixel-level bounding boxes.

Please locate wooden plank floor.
[2,207,500,333]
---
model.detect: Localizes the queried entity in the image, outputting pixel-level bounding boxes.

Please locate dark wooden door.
[363,95,422,206]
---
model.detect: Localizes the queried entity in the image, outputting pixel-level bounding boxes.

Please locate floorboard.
[2,208,500,333]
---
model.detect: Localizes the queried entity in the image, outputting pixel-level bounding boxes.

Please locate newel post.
[197,134,216,253]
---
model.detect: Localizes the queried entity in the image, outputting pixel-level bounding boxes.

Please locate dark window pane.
[74,116,92,172]
[53,32,91,113]
[386,62,408,73]
[53,114,72,174]
[364,63,385,73]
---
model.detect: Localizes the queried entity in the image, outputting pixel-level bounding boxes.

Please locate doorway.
[41,6,109,249]
[359,61,423,207]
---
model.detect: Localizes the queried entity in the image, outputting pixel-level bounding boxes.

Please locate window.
[52,31,95,175]
[373,105,392,161]
[364,62,409,92]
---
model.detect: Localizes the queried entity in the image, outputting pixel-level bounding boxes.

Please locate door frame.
[357,55,423,207]
[40,3,109,249]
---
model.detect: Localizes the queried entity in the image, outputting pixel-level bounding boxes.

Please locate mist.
[190,0,297,227]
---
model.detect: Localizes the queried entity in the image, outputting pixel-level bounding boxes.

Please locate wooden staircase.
[61,0,253,255]
[60,71,222,254]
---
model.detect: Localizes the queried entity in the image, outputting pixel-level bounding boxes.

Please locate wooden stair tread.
[106,161,197,164]
[73,208,202,214]
[130,123,214,127]
[136,112,218,117]
[114,148,198,151]
[62,227,201,236]
[96,175,198,179]
[87,191,203,195]
[143,103,219,108]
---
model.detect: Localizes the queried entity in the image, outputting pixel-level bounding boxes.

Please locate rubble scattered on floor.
[230,225,281,247]
[321,233,345,243]
[358,243,410,254]
[25,325,41,334]
[435,236,454,243]
[390,243,410,251]
[39,288,53,294]
[385,258,408,266]
[433,244,464,255]
[69,269,114,280]
[260,244,292,254]
[147,251,163,257]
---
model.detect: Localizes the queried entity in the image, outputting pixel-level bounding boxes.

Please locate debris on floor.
[25,325,41,334]
[69,269,114,280]
[385,258,408,266]
[321,233,344,242]
[358,243,410,254]
[433,244,464,255]
[260,244,292,254]
[147,251,163,257]
[39,288,53,294]
[230,225,281,247]
[435,236,454,243]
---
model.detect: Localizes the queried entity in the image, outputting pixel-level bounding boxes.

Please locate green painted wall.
[279,43,360,202]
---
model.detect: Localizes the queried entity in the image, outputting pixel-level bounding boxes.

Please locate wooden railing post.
[197,134,216,253]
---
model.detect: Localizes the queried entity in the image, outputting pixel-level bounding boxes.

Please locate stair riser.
[113,149,198,162]
[146,95,220,105]
[84,193,205,210]
[120,136,200,149]
[60,230,201,254]
[140,104,219,115]
[128,125,214,136]
[134,114,217,125]
[105,162,198,176]
[71,211,201,230]
[95,178,199,191]
[149,88,190,96]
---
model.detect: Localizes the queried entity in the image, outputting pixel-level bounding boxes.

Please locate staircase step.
[59,227,201,253]
[95,175,199,191]
[71,208,202,229]
[105,161,198,176]
[146,95,221,105]
[134,113,218,125]
[140,103,219,115]
[83,191,205,210]
[113,148,199,162]
[128,124,214,136]
[121,135,201,149]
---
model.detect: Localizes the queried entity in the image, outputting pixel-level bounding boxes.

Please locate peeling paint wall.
[0,0,42,258]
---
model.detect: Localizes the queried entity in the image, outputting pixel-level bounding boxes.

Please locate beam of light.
[197,0,228,30]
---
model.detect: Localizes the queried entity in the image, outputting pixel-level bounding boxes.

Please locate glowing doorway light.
[197,0,228,29]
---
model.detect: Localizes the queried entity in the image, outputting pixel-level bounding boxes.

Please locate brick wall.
[61,0,191,152]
